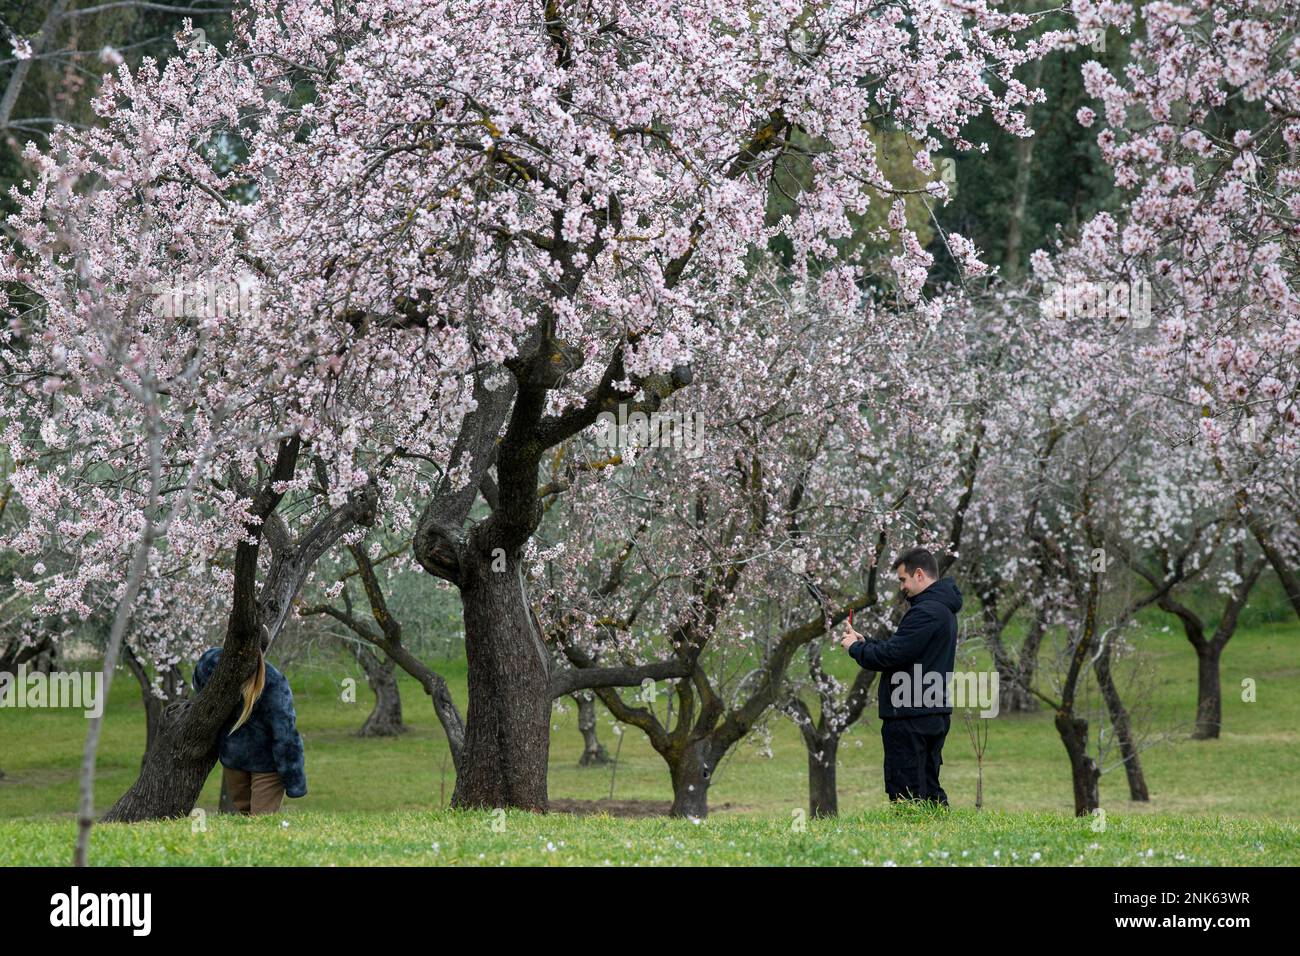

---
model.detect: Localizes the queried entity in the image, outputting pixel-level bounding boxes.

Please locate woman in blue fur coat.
[193,645,307,814]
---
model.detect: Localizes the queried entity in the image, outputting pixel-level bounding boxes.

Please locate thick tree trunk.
[103,630,269,821]
[102,701,227,821]
[1093,643,1148,801]
[138,688,162,770]
[1193,644,1223,740]
[103,632,277,821]
[574,693,610,766]
[450,554,551,811]
[668,740,715,819]
[807,734,839,818]
[350,643,405,737]
[1054,712,1100,816]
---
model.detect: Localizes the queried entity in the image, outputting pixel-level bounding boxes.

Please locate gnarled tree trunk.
[103,691,237,821]
[667,739,717,819]
[350,642,405,737]
[451,550,551,811]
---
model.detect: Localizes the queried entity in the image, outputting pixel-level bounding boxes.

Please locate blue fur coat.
[193,648,307,798]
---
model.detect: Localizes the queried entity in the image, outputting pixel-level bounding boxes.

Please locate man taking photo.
[839,547,963,808]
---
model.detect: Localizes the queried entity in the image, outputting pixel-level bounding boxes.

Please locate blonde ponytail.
[229,648,266,735]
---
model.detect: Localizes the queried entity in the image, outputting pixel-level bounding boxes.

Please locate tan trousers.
[222,765,286,815]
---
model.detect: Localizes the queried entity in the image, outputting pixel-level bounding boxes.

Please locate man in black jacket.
[840,547,962,807]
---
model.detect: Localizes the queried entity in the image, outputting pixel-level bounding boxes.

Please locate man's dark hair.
[892,547,938,579]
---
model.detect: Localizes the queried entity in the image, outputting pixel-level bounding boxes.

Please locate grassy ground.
[4,807,1296,866]
[1,616,1297,865]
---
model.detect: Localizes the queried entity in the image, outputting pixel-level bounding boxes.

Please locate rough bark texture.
[806,734,840,819]
[411,352,692,810]
[450,552,551,810]
[1055,712,1101,816]
[667,739,716,819]
[103,697,231,821]
[104,588,268,823]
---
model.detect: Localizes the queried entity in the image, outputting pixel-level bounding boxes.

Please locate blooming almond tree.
[1060,0,1300,616]
[351,0,1048,810]
[0,26,467,827]
[1000,267,1235,813]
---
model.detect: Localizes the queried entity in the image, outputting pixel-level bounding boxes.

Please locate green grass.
[1,616,1298,865]
[3,807,1295,866]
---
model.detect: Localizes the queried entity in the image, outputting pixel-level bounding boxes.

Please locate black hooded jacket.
[849,576,963,719]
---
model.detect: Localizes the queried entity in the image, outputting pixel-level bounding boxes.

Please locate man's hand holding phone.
[839,607,862,651]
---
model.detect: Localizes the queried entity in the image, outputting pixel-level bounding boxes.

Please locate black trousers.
[880,713,951,806]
